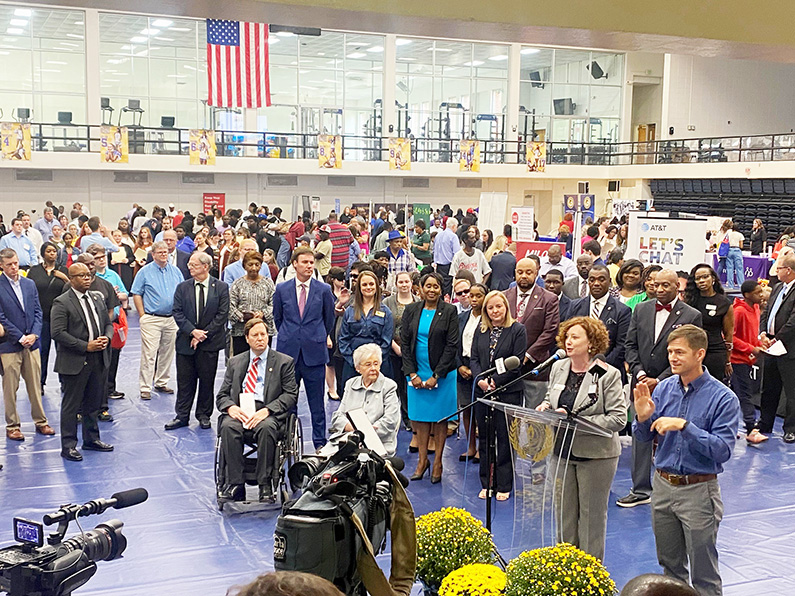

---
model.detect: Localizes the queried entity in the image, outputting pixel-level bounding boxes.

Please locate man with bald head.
[618,268,702,508]
[51,262,114,461]
[562,253,594,299]
[146,229,190,279]
[539,243,577,281]
[221,238,272,285]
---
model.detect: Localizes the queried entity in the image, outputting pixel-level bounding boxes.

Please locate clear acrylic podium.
[477,398,612,552]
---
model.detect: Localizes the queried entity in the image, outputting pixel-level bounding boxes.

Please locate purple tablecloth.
[712,254,771,282]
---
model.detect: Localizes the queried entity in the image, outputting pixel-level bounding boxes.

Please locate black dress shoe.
[259,485,276,503]
[784,432,795,444]
[61,448,83,461]
[83,440,114,452]
[198,417,211,430]
[165,418,189,431]
[220,484,246,502]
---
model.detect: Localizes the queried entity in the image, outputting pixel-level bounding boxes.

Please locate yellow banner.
[189,129,216,165]
[1,122,31,161]
[459,139,480,172]
[100,125,128,163]
[318,134,342,169]
[388,138,411,171]
[527,141,546,172]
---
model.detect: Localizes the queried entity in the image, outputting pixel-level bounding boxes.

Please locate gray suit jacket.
[542,359,627,459]
[51,289,113,375]
[215,348,298,421]
[563,275,587,300]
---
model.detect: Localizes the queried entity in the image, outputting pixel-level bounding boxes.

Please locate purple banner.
[712,254,771,282]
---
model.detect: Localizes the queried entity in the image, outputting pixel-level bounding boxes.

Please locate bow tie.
[655,302,672,312]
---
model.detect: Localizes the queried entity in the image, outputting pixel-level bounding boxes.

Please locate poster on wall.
[202,192,226,215]
[388,138,411,170]
[459,139,481,172]
[189,129,216,165]
[99,125,128,163]
[413,203,432,227]
[478,192,508,236]
[510,206,536,242]
[1,122,31,161]
[625,212,708,272]
[526,141,546,172]
[515,240,566,260]
[564,194,595,228]
[611,199,636,221]
[318,134,342,169]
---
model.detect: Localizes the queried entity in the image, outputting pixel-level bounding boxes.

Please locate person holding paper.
[758,253,795,443]
[216,318,298,503]
[328,343,400,456]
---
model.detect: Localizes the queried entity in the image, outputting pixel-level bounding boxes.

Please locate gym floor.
[1,314,793,595]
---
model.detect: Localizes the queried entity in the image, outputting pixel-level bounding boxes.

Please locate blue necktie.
[768,286,788,335]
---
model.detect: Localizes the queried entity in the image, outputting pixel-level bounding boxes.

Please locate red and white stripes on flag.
[206,19,271,109]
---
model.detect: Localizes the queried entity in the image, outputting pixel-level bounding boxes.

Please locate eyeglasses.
[455,289,470,296]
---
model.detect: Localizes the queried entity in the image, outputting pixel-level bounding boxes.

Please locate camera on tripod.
[0,488,148,596]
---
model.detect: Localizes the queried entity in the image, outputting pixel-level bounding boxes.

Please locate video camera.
[0,488,148,596]
[275,432,409,596]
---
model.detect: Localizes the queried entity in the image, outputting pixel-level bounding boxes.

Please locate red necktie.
[298,283,307,318]
[655,302,672,312]
[245,356,260,394]
[517,294,529,319]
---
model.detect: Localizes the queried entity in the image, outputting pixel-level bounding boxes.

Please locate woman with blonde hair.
[484,234,507,262]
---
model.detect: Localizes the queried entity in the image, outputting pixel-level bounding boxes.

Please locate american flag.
[206,19,271,108]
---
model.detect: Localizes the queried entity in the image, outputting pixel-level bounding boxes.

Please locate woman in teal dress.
[401,272,460,484]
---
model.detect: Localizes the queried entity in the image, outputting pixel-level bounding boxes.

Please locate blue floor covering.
[1,312,794,595]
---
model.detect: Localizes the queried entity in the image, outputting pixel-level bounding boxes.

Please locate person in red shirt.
[326,212,354,269]
[731,279,768,444]
[560,213,575,234]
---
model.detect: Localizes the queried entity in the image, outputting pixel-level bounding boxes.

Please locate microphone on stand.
[475,355,522,379]
[528,349,567,377]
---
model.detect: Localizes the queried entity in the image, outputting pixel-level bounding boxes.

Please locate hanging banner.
[1,122,31,161]
[526,141,547,172]
[99,125,128,163]
[318,134,342,169]
[478,192,508,235]
[388,137,411,171]
[459,139,481,172]
[413,203,432,227]
[189,129,216,165]
[564,194,595,229]
[625,212,708,271]
[202,192,226,215]
[611,199,636,221]
[510,206,536,242]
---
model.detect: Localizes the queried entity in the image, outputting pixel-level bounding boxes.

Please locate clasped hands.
[87,336,109,352]
[228,404,270,429]
[633,382,687,435]
[411,375,438,390]
[190,328,208,350]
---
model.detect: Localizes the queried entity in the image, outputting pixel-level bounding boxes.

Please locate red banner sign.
[516,241,566,259]
[202,192,226,215]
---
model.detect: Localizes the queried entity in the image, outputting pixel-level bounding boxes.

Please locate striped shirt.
[327,222,353,269]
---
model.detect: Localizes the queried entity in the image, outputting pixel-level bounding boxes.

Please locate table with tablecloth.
[710,253,772,282]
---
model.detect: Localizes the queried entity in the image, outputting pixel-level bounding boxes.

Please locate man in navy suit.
[542,269,572,324]
[273,246,336,448]
[0,248,55,441]
[166,252,230,431]
[566,264,631,373]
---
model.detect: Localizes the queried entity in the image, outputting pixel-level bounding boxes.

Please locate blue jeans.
[726,247,745,288]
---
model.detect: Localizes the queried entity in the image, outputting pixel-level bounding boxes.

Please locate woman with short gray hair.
[328,343,400,456]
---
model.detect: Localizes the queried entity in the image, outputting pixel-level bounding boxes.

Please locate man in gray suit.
[51,263,115,462]
[216,318,298,503]
[617,269,702,507]
[563,254,594,300]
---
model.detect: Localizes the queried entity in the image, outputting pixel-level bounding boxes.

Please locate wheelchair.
[214,411,304,511]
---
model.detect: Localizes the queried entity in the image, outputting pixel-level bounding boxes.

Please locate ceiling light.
[275,31,295,37]
[6,28,23,35]
[59,42,79,48]
[521,48,541,55]
[75,21,84,25]
[9,19,27,27]
[152,19,173,27]
[488,55,509,61]
[155,37,174,41]
[14,8,32,16]
[430,48,452,52]
[140,28,159,35]
[347,52,366,59]
[463,60,484,66]
[120,45,132,50]
[170,27,190,32]
[299,69,309,74]
[65,33,83,39]
[399,57,417,61]
[130,36,147,43]
[46,60,67,65]
[347,41,368,46]
[366,46,384,53]
[396,39,412,46]
[317,52,325,56]
[183,65,196,70]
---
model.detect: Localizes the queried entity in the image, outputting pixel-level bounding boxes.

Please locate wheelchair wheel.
[279,414,304,500]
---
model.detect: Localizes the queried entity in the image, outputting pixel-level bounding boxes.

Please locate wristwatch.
[432,373,439,380]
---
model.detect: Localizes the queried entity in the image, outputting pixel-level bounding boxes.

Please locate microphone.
[44,488,149,525]
[476,355,522,378]
[529,349,567,377]
[588,354,609,378]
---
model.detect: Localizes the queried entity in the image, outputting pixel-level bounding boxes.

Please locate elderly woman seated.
[328,343,400,456]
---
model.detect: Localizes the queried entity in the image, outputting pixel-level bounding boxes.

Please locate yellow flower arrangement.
[505,543,617,596]
[416,508,495,589]
[439,563,506,596]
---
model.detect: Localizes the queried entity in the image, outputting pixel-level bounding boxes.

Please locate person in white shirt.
[539,244,578,280]
[21,213,44,255]
[450,227,491,285]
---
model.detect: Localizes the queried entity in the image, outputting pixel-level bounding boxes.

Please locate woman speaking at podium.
[537,316,626,561]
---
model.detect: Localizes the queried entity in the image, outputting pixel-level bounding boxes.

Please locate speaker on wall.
[578,181,590,194]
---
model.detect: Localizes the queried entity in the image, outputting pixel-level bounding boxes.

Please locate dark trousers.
[703,349,727,383]
[231,334,248,357]
[730,363,759,433]
[759,354,795,433]
[40,319,51,387]
[106,347,121,399]
[389,352,409,427]
[175,350,220,422]
[296,353,327,448]
[475,394,521,493]
[436,263,452,299]
[219,414,280,486]
[60,353,105,450]
[332,354,345,397]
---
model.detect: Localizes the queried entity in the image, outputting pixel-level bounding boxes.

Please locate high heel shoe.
[410,461,430,481]
[430,465,442,484]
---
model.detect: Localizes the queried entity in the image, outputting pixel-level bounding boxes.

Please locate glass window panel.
[298,69,342,106]
[345,71,380,108]
[521,114,549,142]
[432,40,471,68]
[32,8,84,49]
[257,105,298,132]
[588,117,619,143]
[519,81,552,116]
[553,49,591,85]
[149,58,180,98]
[99,13,148,43]
[519,48,553,79]
[403,75,433,107]
[344,33,384,71]
[0,92,34,120]
[148,99,200,129]
[590,85,621,118]
[270,33,299,61]
[39,93,86,124]
[0,49,34,91]
[396,37,433,72]
[551,84,589,116]
[36,51,85,93]
[590,53,623,86]
[299,31,342,65]
[269,66,297,104]
[438,77,470,108]
[473,78,506,115]
[472,43,509,78]
[0,33,32,50]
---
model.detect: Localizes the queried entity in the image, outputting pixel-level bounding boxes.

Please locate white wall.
[663,54,795,139]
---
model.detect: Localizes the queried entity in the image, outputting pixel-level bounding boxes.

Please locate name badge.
[374,311,385,318]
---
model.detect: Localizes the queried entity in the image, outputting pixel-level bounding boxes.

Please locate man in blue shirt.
[221,238,271,285]
[130,241,183,400]
[433,217,461,299]
[633,324,740,596]
[78,217,119,254]
[0,218,38,269]
[34,207,58,241]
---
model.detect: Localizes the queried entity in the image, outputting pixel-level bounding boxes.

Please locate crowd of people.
[0,199,785,596]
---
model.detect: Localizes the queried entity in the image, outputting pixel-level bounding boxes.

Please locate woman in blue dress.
[401,272,460,484]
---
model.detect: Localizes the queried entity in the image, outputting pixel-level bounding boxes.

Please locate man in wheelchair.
[216,318,298,503]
